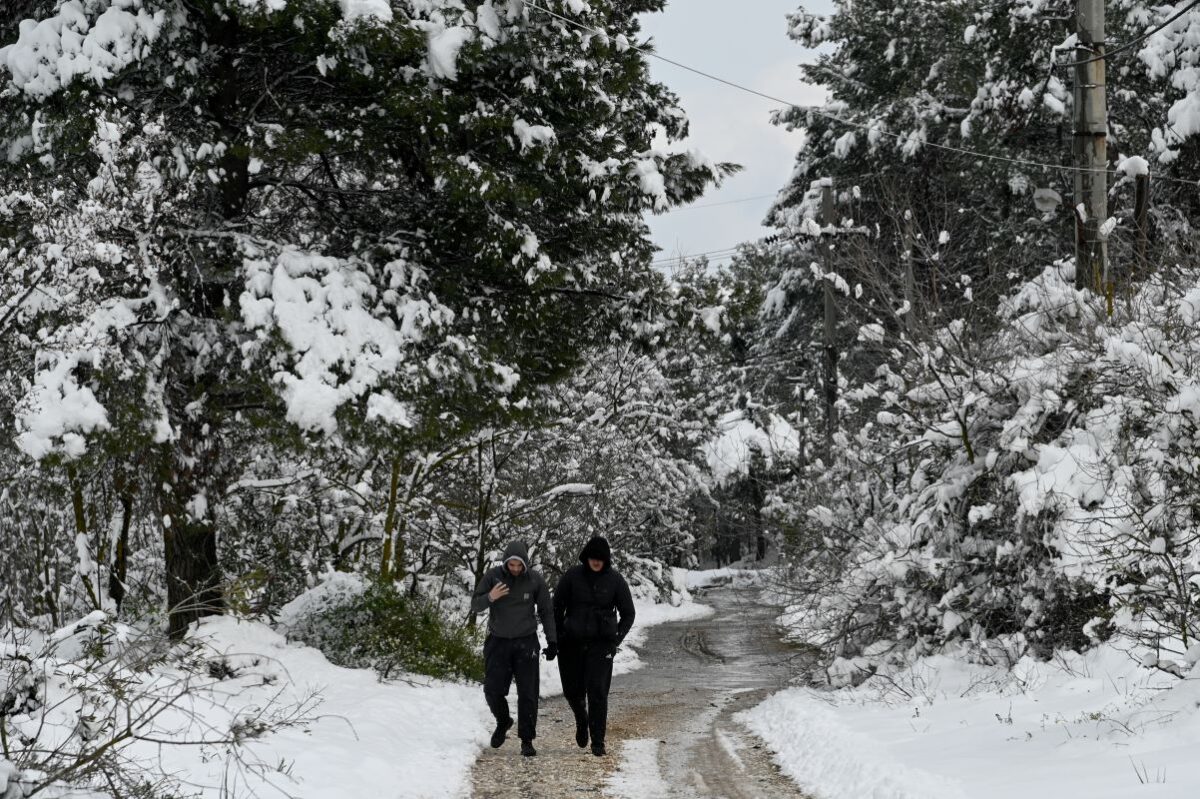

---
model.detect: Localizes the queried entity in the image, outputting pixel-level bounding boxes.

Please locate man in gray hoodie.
[471,540,557,757]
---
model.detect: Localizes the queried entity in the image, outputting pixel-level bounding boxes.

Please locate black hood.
[502,540,530,571]
[579,536,612,570]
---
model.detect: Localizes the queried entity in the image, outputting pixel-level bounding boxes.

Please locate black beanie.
[579,536,611,565]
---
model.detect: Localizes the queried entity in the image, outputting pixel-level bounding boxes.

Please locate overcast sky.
[638,0,834,265]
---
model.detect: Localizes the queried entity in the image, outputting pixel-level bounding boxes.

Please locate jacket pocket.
[596,608,619,639]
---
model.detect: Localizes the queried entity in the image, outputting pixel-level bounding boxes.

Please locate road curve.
[469,583,812,799]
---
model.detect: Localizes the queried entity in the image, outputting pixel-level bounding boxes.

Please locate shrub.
[287,580,483,682]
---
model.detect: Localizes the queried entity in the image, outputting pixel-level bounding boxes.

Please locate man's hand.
[488,582,510,602]
[543,643,558,661]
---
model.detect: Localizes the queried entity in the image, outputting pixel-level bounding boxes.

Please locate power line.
[668,193,778,211]
[526,1,1200,188]
[651,246,741,265]
[1055,0,1200,68]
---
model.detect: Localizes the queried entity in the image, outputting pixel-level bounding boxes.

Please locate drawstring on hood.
[579,536,612,570]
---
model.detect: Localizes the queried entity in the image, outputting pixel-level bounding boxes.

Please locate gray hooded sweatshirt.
[470,540,557,643]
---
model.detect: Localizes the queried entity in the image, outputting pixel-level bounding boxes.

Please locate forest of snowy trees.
[6,0,1200,795]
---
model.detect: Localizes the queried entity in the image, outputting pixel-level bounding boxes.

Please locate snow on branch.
[0,1,167,100]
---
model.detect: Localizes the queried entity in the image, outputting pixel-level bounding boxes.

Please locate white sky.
[638,0,834,266]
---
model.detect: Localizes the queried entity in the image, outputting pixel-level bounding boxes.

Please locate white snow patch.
[240,247,451,435]
[184,617,487,799]
[742,687,969,799]
[699,305,723,334]
[606,739,670,799]
[702,410,800,486]
[541,482,595,498]
[0,0,167,100]
[339,0,393,22]
[15,353,111,460]
[745,645,1200,799]
[365,392,414,427]
[1117,155,1150,177]
[513,117,556,151]
[426,25,473,81]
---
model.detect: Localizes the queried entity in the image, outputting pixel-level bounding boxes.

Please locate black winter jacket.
[554,540,635,645]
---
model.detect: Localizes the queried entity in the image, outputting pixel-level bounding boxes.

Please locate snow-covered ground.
[158,573,712,799]
[165,617,491,799]
[741,644,1200,799]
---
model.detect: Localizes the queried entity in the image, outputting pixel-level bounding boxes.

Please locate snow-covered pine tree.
[0,0,727,636]
[774,0,1200,326]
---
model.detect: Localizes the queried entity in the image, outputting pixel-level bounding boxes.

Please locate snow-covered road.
[470,584,811,799]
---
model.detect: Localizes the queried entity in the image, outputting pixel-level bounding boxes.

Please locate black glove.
[608,642,620,657]
[543,643,558,661]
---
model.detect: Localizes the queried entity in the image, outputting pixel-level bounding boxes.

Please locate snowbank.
[159,616,491,799]
[684,566,773,591]
[742,644,1200,799]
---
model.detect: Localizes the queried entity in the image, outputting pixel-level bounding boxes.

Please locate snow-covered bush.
[281,575,482,681]
[778,260,1200,678]
[1,609,314,798]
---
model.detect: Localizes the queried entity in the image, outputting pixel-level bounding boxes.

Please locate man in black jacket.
[471,540,557,757]
[553,536,635,757]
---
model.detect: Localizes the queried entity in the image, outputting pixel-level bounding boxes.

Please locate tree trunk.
[163,519,222,640]
[157,9,245,641]
[160,425,224,640]
[379,458,401,582]
[66,463,100,610]
[820,181,838,454]
[109,468,134,612]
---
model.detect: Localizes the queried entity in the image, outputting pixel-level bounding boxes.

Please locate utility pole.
[820,179,837,454]
[1073,0,1107,293]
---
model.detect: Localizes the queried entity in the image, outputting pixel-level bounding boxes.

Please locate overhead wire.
[668,193,779,211]
[525,1,1200,188]
[651,246,741,265]
[1054,0,1200,68]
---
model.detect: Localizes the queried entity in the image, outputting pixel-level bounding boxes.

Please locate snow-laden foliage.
[0,0,727,636]
[773,1,1200,328]
[775,259,1200,680]
[279,573,482,680]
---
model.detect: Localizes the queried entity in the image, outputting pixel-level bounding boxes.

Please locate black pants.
[557,640,614,745]
[483,634,540,741]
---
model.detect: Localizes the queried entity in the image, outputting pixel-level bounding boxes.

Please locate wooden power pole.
[820,179,837,454]
[1073,0,1107,293]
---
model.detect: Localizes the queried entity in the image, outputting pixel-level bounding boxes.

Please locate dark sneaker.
[591,743,606,757]
[520,740,537,757]
[575,722,588,748]
[490,718,513,748]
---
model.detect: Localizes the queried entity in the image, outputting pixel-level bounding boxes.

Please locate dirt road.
[469,585,811,799]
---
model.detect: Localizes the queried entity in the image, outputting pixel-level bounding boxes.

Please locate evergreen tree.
[774,0,1200,325]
